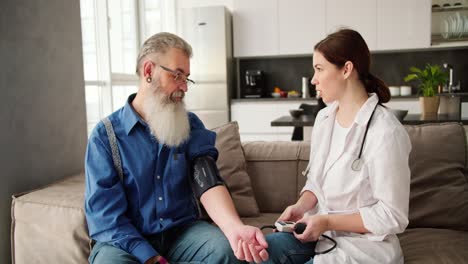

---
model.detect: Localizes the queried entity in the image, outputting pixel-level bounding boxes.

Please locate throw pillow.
[211,121,260,217]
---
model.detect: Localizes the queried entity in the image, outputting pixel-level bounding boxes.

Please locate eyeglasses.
[159,65,195,87]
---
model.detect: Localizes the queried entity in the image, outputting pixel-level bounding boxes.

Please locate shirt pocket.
[168,151,188,186]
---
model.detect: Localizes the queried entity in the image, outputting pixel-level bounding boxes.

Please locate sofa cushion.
[406,123,468,231]
[398,228,468,264]
[212,121,260,217]
[243,141,301,213]
[11,174,89,264]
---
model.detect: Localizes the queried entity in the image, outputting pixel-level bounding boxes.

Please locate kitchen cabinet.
[376,0,431,50]
[233,0,434,57]
[233,0,326,57]
[278,0,326,55]
[231,98,421,141]
[231,100,306,141]
[384,98,421,114]
[233,0,278,57]
[325,0,377,50]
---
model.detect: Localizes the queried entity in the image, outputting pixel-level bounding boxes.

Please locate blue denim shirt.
[84,94,218,263]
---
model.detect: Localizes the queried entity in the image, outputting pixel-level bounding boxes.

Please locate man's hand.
[294,214,329,242]
[144,255,169,264]
[225,224,269,263]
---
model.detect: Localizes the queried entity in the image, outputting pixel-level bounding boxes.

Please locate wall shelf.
[431,3,468,47]
[432,34,468,44]
[432,5,468,13]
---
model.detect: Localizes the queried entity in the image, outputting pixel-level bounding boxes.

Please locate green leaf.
[409,66,422,74]
[404,74,418,82]
[405,63,448,97]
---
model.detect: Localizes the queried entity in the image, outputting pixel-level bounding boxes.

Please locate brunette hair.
[314,29,390,103]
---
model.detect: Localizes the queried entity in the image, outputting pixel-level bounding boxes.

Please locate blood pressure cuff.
[192,155,225,199]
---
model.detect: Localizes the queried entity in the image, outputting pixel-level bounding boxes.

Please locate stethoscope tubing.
[302,102,380,175]
[352,103,379,171]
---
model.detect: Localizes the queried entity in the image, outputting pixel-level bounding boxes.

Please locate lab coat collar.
[317,93,379,127]
[314,93,379,178]
[353,93,379,127]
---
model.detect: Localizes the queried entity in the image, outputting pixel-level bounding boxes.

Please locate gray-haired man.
[85,32,269,264]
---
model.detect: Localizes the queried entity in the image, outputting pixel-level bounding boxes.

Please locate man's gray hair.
[135,32,192,75]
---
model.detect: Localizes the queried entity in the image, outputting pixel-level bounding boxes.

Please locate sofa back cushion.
[11,174,90,263]
[212,122,260,217]
[243,141,301,213]
[406,123,468,231]
[241,123,468,231]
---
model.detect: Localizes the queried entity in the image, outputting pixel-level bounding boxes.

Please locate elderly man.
[85,32,269,264]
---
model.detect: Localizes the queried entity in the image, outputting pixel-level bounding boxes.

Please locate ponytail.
[364,73,390,103]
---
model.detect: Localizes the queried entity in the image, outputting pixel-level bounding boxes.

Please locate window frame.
[81,0,174,134]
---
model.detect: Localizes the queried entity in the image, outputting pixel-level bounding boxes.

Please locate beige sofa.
[11,122,468,263]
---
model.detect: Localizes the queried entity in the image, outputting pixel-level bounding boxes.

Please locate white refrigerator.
[177,6,233,129]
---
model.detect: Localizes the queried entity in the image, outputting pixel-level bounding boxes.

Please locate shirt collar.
[122,93,145,135]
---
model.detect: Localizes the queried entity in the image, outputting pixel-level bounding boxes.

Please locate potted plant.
[404,64,448,116]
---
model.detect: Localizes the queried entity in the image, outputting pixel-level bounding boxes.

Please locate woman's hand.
[278,203,309,222]
[294,215,330,242]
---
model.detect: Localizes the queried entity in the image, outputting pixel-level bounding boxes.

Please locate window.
[79,0,175,135]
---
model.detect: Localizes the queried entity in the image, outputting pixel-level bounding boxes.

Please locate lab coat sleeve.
[301,109,327,201]
[359,127,411,239]
[301,112,321,195]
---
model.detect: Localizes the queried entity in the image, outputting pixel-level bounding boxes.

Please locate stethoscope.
[351,103,379,171]
[302,103,379,176]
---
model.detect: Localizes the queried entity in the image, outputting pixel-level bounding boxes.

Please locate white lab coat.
[302,93,411,264]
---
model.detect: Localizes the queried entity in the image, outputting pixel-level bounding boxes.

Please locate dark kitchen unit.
[233,47,468,100]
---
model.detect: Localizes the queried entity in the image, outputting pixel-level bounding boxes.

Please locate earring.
[146,76,152,83]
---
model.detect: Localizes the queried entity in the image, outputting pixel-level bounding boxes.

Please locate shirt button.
[160,218,164,221]
[156,175,161,180]
[158,197,163,201]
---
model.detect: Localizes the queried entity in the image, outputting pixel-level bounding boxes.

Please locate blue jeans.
[264,232,315,264]
[89,220,243,264]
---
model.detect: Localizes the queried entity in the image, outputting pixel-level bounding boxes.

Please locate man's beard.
[143,83,190,147]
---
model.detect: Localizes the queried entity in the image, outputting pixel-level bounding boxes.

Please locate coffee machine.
[243,70,264,98]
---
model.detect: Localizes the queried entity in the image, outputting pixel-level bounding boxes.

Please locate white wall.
[177,0,234,10]
[0,0,87,262]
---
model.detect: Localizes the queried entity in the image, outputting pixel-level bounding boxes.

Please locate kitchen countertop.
[402,114,468,125]
[232,95,420,103]
[271,113,468,127]
[271,115,316,127]
[231,97,318,103]
[233,94,468,103]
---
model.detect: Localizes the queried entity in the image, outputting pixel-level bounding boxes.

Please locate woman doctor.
[264,29,411,264]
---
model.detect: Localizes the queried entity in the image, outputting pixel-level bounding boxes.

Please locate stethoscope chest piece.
[351,158,363,171]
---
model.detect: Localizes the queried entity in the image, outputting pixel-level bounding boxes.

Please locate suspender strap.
[102,117,124,181]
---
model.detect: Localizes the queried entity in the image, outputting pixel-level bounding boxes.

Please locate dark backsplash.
[235,47,468,98]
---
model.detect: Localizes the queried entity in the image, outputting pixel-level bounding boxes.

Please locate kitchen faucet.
[442,63,461,93]
[443,63,453,93]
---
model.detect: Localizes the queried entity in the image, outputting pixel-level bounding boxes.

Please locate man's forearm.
[200,185,243,232]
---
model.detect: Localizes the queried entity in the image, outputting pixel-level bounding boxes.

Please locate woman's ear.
[343,61,354,79]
